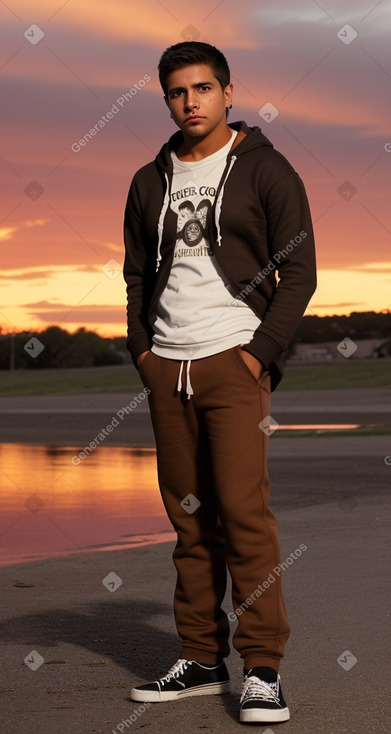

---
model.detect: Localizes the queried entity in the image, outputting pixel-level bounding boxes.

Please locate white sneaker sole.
[240,706,290,723]
[131,680,230,702]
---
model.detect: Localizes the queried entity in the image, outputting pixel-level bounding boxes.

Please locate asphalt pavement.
[0,388,390,733]
[1,387,391,446]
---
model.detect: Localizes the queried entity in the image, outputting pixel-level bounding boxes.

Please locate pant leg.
[138,350,230,664]
[188,346,290,672]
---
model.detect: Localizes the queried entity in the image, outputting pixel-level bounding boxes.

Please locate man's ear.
[164,95,173,119]
[224,82,233,109]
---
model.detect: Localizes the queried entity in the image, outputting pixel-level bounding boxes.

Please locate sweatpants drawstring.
[185,360,193,399]
[176,360,193,400]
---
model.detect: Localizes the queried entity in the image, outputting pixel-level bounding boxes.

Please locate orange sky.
[1,0,390,337]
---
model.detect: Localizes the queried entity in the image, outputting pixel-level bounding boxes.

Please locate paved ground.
[0,488,389,734]
[1,387,391,446]
[0,388,390,732]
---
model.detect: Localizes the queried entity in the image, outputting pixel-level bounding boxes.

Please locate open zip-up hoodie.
[123,120,316,391]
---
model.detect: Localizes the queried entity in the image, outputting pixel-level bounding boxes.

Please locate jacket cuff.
[126,335,152,370]
[241,331,282,371]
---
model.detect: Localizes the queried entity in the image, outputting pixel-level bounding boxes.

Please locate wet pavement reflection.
[0,444,175,567]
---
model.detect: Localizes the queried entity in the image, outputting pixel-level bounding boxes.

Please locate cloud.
[24,218,50,228]
[0,219,48,245]
[311,302,366,309]
[0,269,54,281]
[0,264,104,278]
[22,300,70,308]
[24,301,125,324]
[342,263,391,274]
[0,227,16,241]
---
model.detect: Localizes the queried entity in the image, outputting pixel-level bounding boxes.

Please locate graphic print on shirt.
[170,180,215,258]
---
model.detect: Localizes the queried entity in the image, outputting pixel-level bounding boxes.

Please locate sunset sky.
[1,0,390,337]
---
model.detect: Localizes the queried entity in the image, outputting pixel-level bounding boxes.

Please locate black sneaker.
[239,666,290,723]
[131,658,230,702]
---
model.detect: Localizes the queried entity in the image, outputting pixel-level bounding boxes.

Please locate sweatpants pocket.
[138,350,157,387]
[232,345,266,385]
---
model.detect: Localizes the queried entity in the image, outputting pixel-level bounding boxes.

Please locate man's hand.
[137,351,150,369]
[238,347,262,380]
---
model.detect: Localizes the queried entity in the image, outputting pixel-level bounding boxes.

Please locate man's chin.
[181,124,209,137]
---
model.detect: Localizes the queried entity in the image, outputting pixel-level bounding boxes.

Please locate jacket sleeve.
[123,176,155,368]
[242,172,316,370]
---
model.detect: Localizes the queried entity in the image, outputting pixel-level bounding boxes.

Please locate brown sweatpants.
[138,345,290,671]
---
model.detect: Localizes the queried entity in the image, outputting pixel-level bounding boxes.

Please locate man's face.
[187,222,199,240]
[165,64,233,138]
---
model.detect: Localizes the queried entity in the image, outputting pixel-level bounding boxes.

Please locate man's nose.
[184,95,198,111]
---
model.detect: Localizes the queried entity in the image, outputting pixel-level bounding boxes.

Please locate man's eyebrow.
[167,81,215,94]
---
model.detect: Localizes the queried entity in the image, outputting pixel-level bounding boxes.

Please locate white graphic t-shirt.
[151,130,261,359]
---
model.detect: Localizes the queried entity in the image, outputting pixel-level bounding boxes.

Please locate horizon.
[1,307,390,341]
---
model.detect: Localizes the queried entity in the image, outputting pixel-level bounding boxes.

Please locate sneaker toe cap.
[133,682,160,693]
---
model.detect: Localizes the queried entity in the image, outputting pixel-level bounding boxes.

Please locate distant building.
[289,339,387,362]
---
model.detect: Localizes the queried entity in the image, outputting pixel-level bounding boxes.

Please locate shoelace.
[160,658,191,687]
[240,676,279,704]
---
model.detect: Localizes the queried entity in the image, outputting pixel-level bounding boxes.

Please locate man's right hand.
[137,351,150,369]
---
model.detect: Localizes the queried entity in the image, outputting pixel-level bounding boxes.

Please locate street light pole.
[10,332,15,371]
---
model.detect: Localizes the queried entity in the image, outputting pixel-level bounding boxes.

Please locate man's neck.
[176,124,233,161]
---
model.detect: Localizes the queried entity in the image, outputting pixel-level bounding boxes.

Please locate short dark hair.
[158,41,230,97]
[178,201,195,212]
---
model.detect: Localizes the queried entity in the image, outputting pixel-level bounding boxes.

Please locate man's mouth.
[185,115,204,122]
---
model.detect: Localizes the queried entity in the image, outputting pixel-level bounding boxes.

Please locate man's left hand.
[239,348,263,380]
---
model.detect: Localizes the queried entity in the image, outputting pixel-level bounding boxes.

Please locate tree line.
[0,311,390,370]
[0,327,125,370]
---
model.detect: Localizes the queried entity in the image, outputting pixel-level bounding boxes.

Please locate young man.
[123,41,316,724]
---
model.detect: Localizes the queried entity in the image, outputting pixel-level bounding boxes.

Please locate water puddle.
[0,445,175,567]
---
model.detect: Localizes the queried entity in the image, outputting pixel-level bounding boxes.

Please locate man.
[123,41,316,724]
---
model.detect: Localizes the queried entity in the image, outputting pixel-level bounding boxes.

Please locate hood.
[154,120,274,172]
[152,121,274,273]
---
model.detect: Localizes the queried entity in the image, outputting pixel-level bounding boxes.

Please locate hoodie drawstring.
[176,360,194,400]
[215,155,237,247]
[156,172,170,272]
